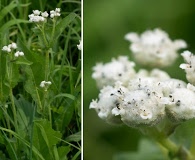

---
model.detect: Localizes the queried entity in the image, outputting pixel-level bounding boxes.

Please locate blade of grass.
[0,1,17,22]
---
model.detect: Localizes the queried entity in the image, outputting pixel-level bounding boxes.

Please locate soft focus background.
[84,0,195,160]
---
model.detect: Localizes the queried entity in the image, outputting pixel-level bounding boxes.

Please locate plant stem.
[9,88,18,133]
[45,49,50,81]
[142,126,194,160]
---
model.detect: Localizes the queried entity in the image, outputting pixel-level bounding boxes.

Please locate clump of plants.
[0,1,81,159]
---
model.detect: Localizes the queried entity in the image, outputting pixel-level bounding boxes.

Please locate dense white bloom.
[159,79,186,96]
[112,86,165,127]
[40,81,52,88]
[77,40,82,50]
[180,51,195,85]
[41,11,49,18]
[135,68,170,81]
[162,87,195,121]
[14,51,24,57]
[33,10,41,15]
[2,42,17,53]
[89,83,127,124]
[29,8,61,22]
[92,56,136,88]
[2,46,11,52]
[29,14,45,22]
[9,43,17,49]
[125,28,187,67]
[50,8,61,18]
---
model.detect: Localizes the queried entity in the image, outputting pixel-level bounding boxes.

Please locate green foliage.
[0,0,81,159]
[113,139,168,160]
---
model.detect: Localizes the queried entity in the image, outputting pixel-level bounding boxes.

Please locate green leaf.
[0,19,30,32]
[24,66,43,112]
[0,1,17,22]
[57,146,70,160]
[33,119,62,160]
[0,53,9,102]
[171,119,195,152]
[4,62,20,88]
[15,57,33,65]
[54,13,76,40]
[65,131,81,142]
[113,138,168,160]
[18,39,45,111]
[15,96,35,138]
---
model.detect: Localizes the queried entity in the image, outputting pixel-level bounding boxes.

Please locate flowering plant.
[90,28,195,160]
[0,1,81,159]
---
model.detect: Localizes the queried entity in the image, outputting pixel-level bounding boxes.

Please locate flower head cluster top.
[90,28,195,128]
[2,42,24,57]
[125,28,187,67]
[29,8,61,22]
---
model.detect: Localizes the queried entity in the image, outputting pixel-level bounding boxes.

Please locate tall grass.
[0,0,81,159]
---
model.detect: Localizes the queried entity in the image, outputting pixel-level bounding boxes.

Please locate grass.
[0,0,81,159]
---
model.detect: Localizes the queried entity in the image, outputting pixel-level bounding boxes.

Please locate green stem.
[45,50,50,81]
[9,88,18,133]
[6,55,18,133]
[37,24,49,48]
[50,18,56,47]
[142,126,194,160]
[4,106,12,138]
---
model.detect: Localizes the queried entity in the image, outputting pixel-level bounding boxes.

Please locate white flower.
[111,80,166,127]
[163,87,195,121]
[14,51,24,57]
[41,11,49,18]
[2,46,11,52]
[180,51,195,85]
[92,56,136,88]
[33,10,41,15]
[29,14,45,22]
[89,82,128,124]
[40,80,52,88]
[125,28,187,67]
[9,43,17,49]
[77,40,82,50]
[55,8,61,13]
[50,8,61,18]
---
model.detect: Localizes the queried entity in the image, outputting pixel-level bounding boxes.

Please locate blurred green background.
[83,0,195,159]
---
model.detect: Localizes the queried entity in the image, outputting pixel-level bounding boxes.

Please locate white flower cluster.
[125,28,187,67]
[29,8,60,22]
[77,40,82,50]
[2,43,24,57]
[2,43,17,52]
[180,51,195,85]
[90,55,195,127]
[50,8,61,18]
[40,80,52,88]
[92,56,136,88]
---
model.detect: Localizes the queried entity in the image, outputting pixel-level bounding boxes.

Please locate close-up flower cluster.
[90,28,195,128]
[124,28,187,67]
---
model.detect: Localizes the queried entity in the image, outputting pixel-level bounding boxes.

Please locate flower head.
[50,8,61,18]
[2,46,11,53]
[125,28,187,68]
[77,40,82,50]
[92,56,136,88]
[40,80,52,88]
[14,51,24,57]
[2,42,17,53]
[162,86,195,122]
[180,51,195,85]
